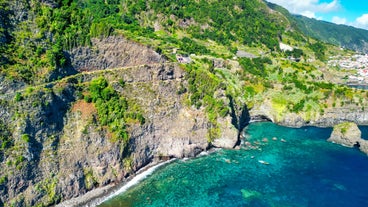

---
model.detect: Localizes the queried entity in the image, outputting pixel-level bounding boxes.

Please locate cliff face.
[0,37,241,206]
[250,101,368,128]
[69,36,166,72]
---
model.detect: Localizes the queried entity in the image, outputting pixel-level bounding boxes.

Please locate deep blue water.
[99,122,368,207]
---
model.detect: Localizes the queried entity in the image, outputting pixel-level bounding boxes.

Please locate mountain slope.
[266,1,368,53]
[293,15,368,53]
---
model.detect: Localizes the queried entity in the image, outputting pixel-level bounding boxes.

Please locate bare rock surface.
[69,36,165,72]
[212,116,239,148]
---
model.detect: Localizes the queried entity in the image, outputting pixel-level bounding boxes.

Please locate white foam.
[95,159,174,206]
[198,151,208,156]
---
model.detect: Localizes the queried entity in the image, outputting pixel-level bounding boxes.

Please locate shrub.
[119,79,126,87]
[0,176,7,185]
[21,134,30,143]
[14,92,23,102]
[87,77,145,143]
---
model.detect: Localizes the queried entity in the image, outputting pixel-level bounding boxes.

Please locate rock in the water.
[241,189,261,200]
[358,140,368,155]
[328,122,368,155]
[328,122,361,147]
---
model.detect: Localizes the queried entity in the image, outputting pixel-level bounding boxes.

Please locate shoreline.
[56,148,221,207]
[56,160,174,207]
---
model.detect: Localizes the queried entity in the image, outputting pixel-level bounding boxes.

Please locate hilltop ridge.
[266,1,368,53]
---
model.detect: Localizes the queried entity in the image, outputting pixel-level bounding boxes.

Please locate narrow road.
[0,62,178,100]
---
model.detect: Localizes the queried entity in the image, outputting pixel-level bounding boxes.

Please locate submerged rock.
[241,189,261,200]
[328,122,368,155]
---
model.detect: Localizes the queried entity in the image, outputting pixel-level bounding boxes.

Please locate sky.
[266,0,368,30]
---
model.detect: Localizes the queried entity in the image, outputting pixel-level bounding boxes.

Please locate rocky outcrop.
[328,122,362,147]
[69,36,165,72]
[212,116,239,148]
[328,122,368,155]
[0,75,26,95]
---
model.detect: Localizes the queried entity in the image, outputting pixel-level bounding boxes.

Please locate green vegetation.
[0,0,288,84]
[0,120,12,161]
[14,92,23,102]
[285,48,304,59]
[185,60,229,141]
[0,0,365,142]
[308,42,326,61]
[0,175,7,185]
[83,168,98,190]
[334,122,357,135]
[293,15,368,53]
[21,134,30,143]
[34,177,60,206]
[268,1,368,53]
[238,57,272,77]
[85,77,144,143]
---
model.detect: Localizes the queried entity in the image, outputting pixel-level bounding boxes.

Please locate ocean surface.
[99,122,368,207]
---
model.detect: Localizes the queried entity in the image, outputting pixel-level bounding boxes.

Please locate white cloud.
[267,0,341,19]
[332,16,347,25]
[342,14,368,30]
[301,11,316,19]
[267,0,368,30]
[356,14,368,29]
[329,14,368,30]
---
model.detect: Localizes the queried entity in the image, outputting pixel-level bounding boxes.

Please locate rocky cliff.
[69,36,165,72]
[0,37,241,206]
[251,101,368,128]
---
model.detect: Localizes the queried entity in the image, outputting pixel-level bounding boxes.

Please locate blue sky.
[267,0,368,30]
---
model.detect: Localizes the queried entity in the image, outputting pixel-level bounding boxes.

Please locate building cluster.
[328,54,368,84]
[328,54,368,69]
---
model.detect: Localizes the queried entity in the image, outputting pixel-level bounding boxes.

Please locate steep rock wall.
[0,62,242,206]
[69,36,165,72]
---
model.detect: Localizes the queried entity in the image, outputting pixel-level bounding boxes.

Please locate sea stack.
[328,122,368,155]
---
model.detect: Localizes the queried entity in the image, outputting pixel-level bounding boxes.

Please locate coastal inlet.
[99,122,368,207]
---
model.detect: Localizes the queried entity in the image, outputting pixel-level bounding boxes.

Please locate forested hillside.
[0,0,291,84]
[293,15,368,53]
[267,1,368,53]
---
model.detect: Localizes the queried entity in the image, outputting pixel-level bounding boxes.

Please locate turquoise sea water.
[99,122,368,207]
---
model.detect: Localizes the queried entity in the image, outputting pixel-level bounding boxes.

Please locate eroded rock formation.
[328,122,368,155]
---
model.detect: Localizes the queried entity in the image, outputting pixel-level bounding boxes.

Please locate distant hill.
[267,1,368,53]
[293,15,368,53]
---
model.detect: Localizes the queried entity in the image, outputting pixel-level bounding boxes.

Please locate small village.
[328,53,368,85]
